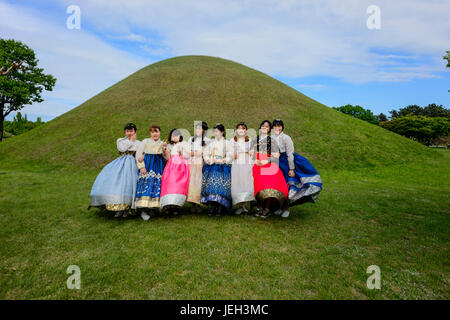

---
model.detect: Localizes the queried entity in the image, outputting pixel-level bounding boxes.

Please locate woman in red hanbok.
[250,120,289,218]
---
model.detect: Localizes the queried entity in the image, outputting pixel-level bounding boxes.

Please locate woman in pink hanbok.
[160,128,190,216]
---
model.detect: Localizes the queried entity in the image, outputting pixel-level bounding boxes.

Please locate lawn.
[0,151,448,299]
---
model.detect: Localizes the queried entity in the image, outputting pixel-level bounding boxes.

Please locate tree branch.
[0,61,24,76]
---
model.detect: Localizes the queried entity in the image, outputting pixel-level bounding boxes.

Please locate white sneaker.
[235,207,244,215]
[242,206,248,213]
[114,211,123,218]
[141,211,151,221]
[274,209,283,215]
[122,211,129,218]
[281,210,290,218]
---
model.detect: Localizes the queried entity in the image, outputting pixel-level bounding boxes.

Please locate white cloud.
[0,1,151,118]
[54,0,450,83]
[2,0,449,119]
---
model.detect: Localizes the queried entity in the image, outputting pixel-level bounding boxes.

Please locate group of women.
[89,120,323,220]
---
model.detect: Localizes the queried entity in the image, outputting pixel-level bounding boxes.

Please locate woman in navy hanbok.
[272,119,322,218]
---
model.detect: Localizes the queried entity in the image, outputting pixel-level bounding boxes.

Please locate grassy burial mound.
[0,55,441,170]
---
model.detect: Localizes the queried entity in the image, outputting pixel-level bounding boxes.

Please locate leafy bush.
[389,104,450,119]
[3,112,44,138]
[333,104,379,125]
[380,115,449,145]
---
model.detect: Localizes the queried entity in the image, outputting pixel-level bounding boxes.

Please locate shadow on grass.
[88,201,312,224]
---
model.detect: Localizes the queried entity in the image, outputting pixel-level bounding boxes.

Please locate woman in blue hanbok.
[272,119,323,218]
[89,123,140,218]
[201,123,233,216]
[135,125,166,220]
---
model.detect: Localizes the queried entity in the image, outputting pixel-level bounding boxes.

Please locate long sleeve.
[180,141,191,160]
[202,142,213,165]
[135,139,147,169]
[249,138,257,161]
[268,137,280,164]
[285,135,295,170]
[116,137,134,152]
[224,140,233,164]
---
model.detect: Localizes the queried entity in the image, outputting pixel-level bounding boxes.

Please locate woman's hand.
[289,169,295,177]
[255,159,262,166]
[272,152,280,158]
[138,155,144,162]
[140,168,147,175]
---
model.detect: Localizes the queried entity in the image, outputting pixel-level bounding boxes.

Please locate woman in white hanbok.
[187,121,210,212]
[230,122,255,214]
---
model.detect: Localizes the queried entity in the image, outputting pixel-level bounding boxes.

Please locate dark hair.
[167,128,183,144]
[124,122,137,132]
[256,120,272,156]
[272,119,284,131]
[234,122,249,142]
[260,119,272,130]
[192,121,208,147]
[213,123,225,133]
[150,124,161,132]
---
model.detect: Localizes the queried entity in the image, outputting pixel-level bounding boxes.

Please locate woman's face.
[236,126,247,137]
[214,128,223,139]
[125,129,135,139]
[273,125,283,135]
[151,129,160,141]
[260,122,270,135]
[172,134,181,143]
[195,126,203,137]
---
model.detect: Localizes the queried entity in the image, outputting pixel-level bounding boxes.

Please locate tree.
[423,103,450,119]
[389,104,422,119]
[333,104,379,125]
[389,104,449,119]
[0,39,56,141]
[445,51,449,92]
[444,51,450,68]
[3,111,45,137]
[380,115,449,145]
[376,113,388,122]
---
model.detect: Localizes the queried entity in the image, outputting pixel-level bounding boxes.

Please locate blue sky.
[1,0,449,121]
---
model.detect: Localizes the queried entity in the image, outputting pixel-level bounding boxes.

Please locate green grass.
[0,151,448,299]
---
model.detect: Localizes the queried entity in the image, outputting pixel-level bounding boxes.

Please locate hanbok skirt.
[135,154,165,208]
[201,163,232,209]
[160,154,190,208]
[231,154,255,206]
[252,153,288,208]
[89,154,138,211]
[279,152,323,206]
[187,158,203,204]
